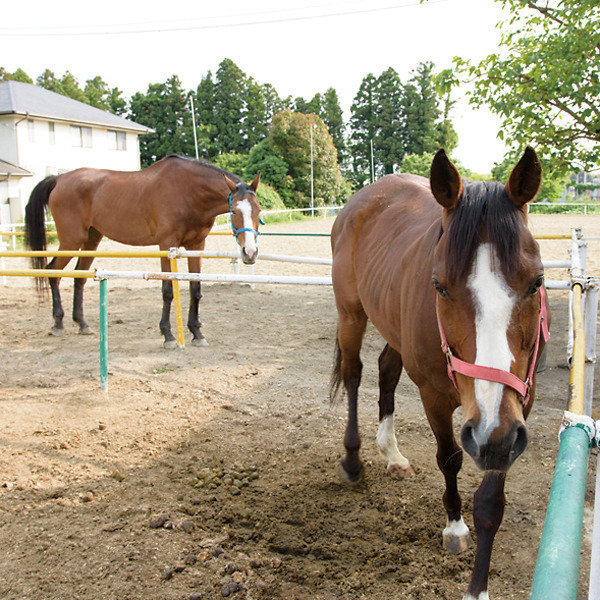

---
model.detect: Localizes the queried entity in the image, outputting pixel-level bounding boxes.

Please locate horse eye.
[432,279,448,298]
[529,275,544,295]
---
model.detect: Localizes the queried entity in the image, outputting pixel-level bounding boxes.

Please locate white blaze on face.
[237,198,257,256]
[467,243,516,434]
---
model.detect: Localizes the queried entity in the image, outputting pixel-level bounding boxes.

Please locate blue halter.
[228,188,262,240]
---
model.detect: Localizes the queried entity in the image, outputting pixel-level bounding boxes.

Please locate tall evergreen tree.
[195,71,218,159]
[321,88,346,166]
[213,58,247,154]
[82,76,127,115]
[129,75,194,166]
[58,71,88,104]
[402,62,441,156]
[244,78,270,150]
[36,69,64,94]
[375,68,404,174]
[349,73,378,187]
[84,76,112,111]
[108,87,127,116]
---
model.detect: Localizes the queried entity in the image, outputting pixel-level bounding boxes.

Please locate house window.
[48,122,55,145]
[27,119,35,143]
[108,129,126,151]
[71,125,92,148]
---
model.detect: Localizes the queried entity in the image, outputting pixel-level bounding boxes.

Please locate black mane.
[163,154,243,184]
[445,180,522,281]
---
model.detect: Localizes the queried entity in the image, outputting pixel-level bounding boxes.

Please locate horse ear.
[505,146,542,208]
[250,172,260,193]
[430,149,463,210]
[223,174,238,194]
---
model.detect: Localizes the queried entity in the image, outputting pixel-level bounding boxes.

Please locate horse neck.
[185,167,232,221]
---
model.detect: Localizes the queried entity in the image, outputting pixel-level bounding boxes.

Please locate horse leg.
[45,254,75,336]
[377,344,414,478]
[421,385,472,554]
[47,257,65,336]
[464,471,506,600]
[72,228,102,335]
[187,254,208,347]
[337,311,368,484]
[159,256,177,349]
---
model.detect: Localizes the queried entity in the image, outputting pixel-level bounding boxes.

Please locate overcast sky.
[2,0,509,173]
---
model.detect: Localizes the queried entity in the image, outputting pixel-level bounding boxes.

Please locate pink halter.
[436,285,550,408]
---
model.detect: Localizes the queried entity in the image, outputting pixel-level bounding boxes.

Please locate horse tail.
[329,331,344,403]
[25,175,57,292]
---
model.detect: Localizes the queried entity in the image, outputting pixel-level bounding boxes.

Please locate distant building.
[0,80,153,225]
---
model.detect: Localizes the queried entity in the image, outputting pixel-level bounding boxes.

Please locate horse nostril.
[461,419,479,459]
[242,247,258,265]
[510,422,528,463]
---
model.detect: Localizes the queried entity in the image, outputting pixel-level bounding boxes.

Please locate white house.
[0,80,153,225]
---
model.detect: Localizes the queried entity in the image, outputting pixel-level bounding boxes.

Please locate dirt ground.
[0,213,598,600]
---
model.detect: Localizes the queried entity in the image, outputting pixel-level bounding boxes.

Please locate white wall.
[1,115,143,222]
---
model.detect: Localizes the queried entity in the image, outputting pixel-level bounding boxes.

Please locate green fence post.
[99,278,108,392]
[529,425,591,600]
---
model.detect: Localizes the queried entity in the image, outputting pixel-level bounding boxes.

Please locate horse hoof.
[79,326,94,335]
[443,519,473,554]
[339,462,364,486]
[388,463,415,479]
[163,340,177,350]
[192,337,209,347]
[50,327,64,337]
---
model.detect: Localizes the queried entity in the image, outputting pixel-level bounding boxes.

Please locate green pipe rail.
[529,425,591,600]
[529,280,597,600]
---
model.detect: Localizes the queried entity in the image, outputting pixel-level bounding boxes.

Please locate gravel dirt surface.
[0,213,598,600]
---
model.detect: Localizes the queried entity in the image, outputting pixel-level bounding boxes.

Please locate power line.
[0,0,452,37]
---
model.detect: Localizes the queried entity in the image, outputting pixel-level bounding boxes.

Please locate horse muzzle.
[461,419,528,472]
[241,246,258,265]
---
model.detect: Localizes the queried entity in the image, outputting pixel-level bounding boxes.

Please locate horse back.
[332,173,441,276]
[48,167,161,246]
[332,174,444,374]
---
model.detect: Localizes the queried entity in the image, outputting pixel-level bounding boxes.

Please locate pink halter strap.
[437,285,549,408]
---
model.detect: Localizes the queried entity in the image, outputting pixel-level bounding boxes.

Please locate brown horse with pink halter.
[330,147,550,600]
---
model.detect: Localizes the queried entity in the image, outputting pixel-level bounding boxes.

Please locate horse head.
[431,147,550,472]
[224,173,261,264]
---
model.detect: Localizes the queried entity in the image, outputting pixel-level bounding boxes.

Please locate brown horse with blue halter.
[330,147,550,599]
[25,155,260,347]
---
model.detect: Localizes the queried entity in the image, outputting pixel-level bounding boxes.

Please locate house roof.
[0,80,153,134]
[0,158,32,177]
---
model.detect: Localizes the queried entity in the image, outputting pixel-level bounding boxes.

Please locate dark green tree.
[246,139,291,194]
[349,73,378,187]
[58,71,88,104]
[36,69,88,104]
[108,87,127,116]
[83,76,126,115]
[321,88,346,166]
[244,78,270,150]
[195,71,218,159]
[194,59,280,158]
[262,83,289,118]
[402,62,441,156]
[36,69,64,94]
[375,67,405,174]
[129,75,194,166]
[213,58,247,154]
